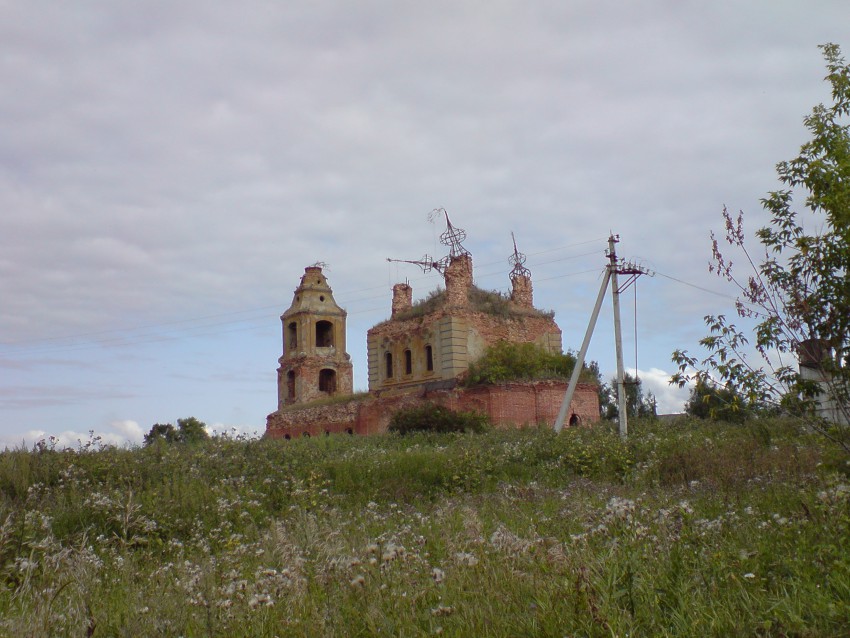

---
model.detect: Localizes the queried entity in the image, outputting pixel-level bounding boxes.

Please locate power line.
[7,238,690,360]
[654,270,735,299]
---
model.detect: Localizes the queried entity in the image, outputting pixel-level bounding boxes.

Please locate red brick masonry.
[265,380,599,438]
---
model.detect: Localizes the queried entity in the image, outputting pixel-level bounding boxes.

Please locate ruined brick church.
[265,215,599,438]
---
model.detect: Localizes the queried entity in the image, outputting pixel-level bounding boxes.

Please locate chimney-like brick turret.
[510,273,533,308]
[444,254,472,308]
[391,283,413,317]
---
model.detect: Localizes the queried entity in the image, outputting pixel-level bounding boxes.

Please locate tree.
[672,44,850,449]
[176,417,210,444]
[684,379,751,422]
[143,417,209,446]
[601,372,657,420]
[143,423,178,445]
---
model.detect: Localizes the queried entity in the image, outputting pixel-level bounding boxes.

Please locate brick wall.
[265,380,600,439]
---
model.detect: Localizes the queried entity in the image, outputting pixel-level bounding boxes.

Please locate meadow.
[0,418,847,637]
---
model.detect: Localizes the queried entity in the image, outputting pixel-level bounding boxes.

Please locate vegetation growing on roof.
[282,391,370,411]
[465,341,601,386]
[388,285,553,322]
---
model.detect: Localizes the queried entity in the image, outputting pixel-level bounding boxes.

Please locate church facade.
[265,219,599,439]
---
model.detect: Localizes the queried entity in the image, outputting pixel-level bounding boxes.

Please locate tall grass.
[0,419,847,636]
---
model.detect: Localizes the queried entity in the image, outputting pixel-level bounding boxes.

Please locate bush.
[388,403,490,435]
[465,341,599,386]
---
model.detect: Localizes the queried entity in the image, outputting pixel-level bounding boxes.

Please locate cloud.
[0,428,128,451]
[109,420,144,443]
[0,384,136,410]
[1,0,846,440]
[628,368,691,415]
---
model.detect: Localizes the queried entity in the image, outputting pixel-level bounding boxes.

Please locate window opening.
[425,345,434,372]
[404,349,412,375]
[316,320,334,347]
[385,352,393,379]
[287,322,297,351]
[319,369,337,394]
[287,370,296,400]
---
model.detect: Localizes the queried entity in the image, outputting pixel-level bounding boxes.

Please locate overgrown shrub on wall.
[465,341,599,386]
[388,403,490,434]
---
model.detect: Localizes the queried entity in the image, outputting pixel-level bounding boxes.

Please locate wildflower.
[489,526,533,553]
[743,573,755,580]
[677,500,694,515]
[350,575,366,589]
[431,567,445,584]
[602,497,636,526]
[453,552,479,567]
[431,605,454,617]
[248,593,274,608]
[381,542,405,564]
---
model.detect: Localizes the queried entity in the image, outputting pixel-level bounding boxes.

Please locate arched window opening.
[385,352,393,379]
[284,434,291,440]
[404,349,412,375]
[302,432,310,438]
[316,320,334,347]
[346,428,353,435]
[425,345,434,372]
[287,322,298,351]
[319,369,337,394]
[287,370,296,400]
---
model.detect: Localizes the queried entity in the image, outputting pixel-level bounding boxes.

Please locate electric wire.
[654,271,734,299]
[3,238,609,353]
[2,242,720,359]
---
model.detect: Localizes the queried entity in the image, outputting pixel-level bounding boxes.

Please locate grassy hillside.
[0,419,847,637]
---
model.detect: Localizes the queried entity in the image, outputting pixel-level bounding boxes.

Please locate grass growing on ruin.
[0,419,848,636]
[281,391,371,411]
[388,285,554,322]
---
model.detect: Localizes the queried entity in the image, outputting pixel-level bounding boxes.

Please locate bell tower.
[277,265,353,408]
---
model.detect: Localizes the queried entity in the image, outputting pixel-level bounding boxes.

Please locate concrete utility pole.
[554,234,651,439]
[609,235,629,439]
[553,264,611,433]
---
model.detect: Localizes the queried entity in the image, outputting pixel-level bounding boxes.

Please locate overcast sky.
[1,1,846,448]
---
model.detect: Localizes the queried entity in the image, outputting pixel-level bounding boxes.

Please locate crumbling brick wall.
[265,380,600,439]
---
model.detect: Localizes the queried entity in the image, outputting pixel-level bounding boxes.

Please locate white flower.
[431,567,445,584]
[453,552,479,567]
[248,593,274,608]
